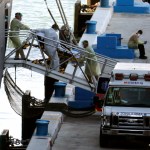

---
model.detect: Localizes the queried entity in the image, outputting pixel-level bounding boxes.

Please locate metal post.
[22,91,44,141]
[0,130,9,150]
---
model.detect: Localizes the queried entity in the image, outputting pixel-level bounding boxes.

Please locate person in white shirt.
[34,24,61,71]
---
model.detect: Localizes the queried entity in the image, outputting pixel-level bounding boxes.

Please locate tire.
[99,128,108,147]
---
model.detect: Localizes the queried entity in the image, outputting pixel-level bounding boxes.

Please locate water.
[0,0,79,139]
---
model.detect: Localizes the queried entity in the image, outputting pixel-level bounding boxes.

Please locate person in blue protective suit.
[10,12,30,60]
[82,40,101,83]
[34,24,62,71]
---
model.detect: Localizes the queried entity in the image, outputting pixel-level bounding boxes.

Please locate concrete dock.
[106,13,150,63]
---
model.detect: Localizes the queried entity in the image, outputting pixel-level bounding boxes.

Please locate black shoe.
[14,58,20,60]
[14,58,30,61]
[139,56,147,59]
[22,58,30,61]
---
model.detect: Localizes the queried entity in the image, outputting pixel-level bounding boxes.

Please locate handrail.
[5,31,118,90]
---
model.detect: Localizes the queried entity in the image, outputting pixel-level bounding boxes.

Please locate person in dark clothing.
[58,25,76,70]
[59,25,76,45]
[142,0,150,4]
[128,30,147,59]
[44,76,58,103]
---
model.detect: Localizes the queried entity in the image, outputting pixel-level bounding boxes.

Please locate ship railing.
[5,30,117,72]
[5,30,30,37]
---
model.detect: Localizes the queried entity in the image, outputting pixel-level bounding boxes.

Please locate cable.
[61,106,96,118]
[62,110,96,118]
[44,0,58,26]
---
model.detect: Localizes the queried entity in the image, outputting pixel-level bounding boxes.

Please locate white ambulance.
[100,62,150,147]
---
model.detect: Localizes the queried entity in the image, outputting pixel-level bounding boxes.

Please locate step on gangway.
[4,31,118,92]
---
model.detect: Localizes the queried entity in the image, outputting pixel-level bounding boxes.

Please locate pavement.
[52,112,149,150]
[105,12,150,63]
[52,113,102,150]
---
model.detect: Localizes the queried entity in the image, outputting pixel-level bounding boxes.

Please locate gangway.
[4,31,118,92]
[5,58,96,91]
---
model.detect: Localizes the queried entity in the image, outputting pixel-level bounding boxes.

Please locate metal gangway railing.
[4,30,118,92]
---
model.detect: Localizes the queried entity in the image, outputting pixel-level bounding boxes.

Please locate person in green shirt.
[82,40,101,83]
[10,12,30,60]
[128,30,147,59]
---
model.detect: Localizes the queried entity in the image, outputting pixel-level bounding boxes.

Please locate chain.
[27,96,46,107]
[9,136,30,146]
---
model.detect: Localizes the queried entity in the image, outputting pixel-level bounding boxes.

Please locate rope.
[44,0,77,45]
[62,106,96,118]
[55,0,78,45]
[43,0,72,45]
[44,0,59,27]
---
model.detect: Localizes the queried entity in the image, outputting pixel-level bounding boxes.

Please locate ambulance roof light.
[129,73,138,81]
[115,73,124,80]
[144,74,150,81]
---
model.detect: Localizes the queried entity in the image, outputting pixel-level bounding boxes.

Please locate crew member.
[59,25,76,45]
[82,40,101,83]
[10,12,30,60]
[59,25,77,70]
[34,24,61,71]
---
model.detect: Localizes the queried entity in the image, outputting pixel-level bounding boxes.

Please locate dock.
[25,0,150,149]
[1,0,150,149]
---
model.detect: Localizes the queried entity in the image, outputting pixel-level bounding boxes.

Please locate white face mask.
[137,33,141,37]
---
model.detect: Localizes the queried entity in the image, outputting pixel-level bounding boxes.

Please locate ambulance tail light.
[115,73,124,80]
[144,74,150,81]
[129,74,138,81]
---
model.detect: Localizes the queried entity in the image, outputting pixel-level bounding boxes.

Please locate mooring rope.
[44,0,59,27]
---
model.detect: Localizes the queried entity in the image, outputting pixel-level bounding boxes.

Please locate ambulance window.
[106,87,150,106]
[107,94,113,104]
[113,88,121,104]
[105,88,113,104]
[137,88,150,105]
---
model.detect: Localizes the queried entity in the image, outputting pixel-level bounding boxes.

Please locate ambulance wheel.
[99,128,108,147]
